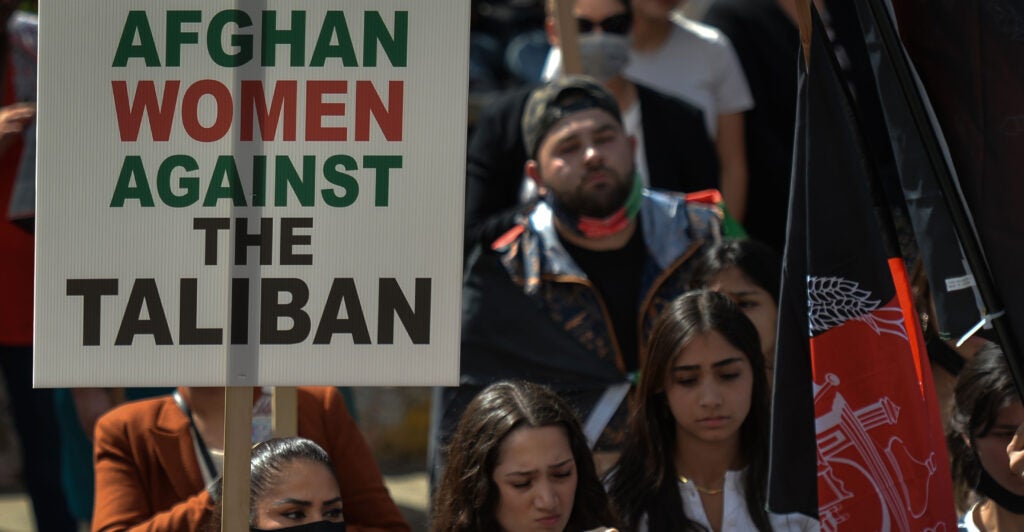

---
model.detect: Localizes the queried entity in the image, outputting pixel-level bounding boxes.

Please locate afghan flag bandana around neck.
[545,173,642,239]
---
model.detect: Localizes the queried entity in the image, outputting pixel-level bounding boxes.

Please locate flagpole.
[795,0,811,66]
[553,0,583,75]
[859,0,1024,401]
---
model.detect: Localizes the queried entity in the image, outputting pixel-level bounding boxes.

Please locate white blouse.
[638,469,820,531]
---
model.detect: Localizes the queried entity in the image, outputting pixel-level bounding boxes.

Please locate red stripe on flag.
[888,257,927,396]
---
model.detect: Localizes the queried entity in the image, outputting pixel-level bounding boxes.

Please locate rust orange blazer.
[92,386,410,532]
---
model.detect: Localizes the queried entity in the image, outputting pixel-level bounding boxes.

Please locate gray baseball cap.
[521,75,622,159]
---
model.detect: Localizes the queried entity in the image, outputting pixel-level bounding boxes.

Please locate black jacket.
[435,190,722,463]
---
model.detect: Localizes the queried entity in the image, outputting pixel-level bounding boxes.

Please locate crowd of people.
[2,0,1023,531]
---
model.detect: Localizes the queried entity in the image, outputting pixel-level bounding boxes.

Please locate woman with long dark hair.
[948,344,1024,530]
[431,380,617,532]
[605,290,815,531]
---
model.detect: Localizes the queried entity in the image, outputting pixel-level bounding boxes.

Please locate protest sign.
[36,1,469,387]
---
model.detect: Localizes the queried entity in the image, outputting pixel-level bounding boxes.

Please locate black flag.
[882,0,1024,374]
[843,0,985,343]
[767,11,955,529]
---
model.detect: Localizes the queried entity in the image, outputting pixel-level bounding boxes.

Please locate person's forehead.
[711,267,766,294]
[262,459,340,499]
[671,330,745,368]
[541,108,621,145]
[494,425,573,469]
[575,0,627,17]
[994,400,1024,426]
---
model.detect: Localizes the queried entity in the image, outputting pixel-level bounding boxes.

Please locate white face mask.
[578,33,631,83]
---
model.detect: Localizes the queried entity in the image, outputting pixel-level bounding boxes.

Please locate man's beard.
[553,168,635,218]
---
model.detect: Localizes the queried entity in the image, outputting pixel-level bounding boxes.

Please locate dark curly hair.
[605,290,771,531]
[431,380,616,531]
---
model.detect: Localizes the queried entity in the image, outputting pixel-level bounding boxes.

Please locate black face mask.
[251,520,347,532]
[976,467,1024,514]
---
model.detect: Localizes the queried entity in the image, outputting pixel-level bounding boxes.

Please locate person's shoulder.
[489,201,546,253]
[294,387,357,437]
[296,385,345,406]
[9,10,38,30]
[296,385,333,396]
[957,503,981,532]
[102,394,172,420]
[671,13,729,46]
[642,189,724,240]
[704,0,774,19]
[95,394,176,435]
[490,222,528,252]
[7,11,38,50]
[634,82,703,118]
[645,188,719,217]
[703,0,744,14]
[644,188,695,215]
[477,84,537,123]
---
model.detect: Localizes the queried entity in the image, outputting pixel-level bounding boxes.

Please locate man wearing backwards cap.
[463,0,718,253]
[431,75,723,479]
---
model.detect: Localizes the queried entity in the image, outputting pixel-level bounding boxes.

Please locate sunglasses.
[576,13,632,35]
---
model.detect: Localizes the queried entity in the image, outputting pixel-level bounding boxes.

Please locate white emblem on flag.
[814,374,943,532]
[807,276,908,340]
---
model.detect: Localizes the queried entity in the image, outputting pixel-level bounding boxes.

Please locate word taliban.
[66,276,432,348]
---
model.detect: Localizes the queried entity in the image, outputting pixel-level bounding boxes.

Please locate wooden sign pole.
[795,0,812,66]
[221,386,254,532]
[554,0,583,75]
[272,386,298,438]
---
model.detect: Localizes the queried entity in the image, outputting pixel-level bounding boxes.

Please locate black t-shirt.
[561,224,647,372]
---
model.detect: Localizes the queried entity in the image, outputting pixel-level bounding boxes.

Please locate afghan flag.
[767,10,956,530]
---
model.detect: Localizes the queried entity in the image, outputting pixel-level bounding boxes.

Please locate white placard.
[35,1,468,387]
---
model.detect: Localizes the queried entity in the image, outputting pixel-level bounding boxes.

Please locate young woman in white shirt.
[605,290,816,531]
